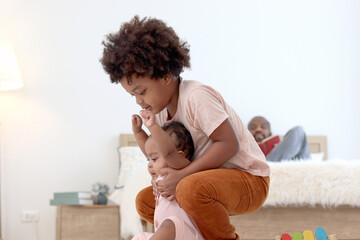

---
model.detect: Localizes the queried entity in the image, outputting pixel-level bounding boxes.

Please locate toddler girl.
[132,110,203,240]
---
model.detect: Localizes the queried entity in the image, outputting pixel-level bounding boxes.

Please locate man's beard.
[254,132,266,142]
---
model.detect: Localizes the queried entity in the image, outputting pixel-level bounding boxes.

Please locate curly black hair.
[100,15,191,83]
[162,121,195,161]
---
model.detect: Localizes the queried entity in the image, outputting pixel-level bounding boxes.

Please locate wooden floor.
[230,206,360,240]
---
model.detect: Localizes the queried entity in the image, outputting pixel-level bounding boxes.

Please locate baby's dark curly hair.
[162,121,195,161]
[100,15,191,83]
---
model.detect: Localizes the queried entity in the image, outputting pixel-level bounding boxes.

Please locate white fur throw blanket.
[265,159,360,207]
[110,159,360,239]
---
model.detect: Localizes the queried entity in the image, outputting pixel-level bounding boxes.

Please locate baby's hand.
[140,110,156,129]
[132,114,143,133]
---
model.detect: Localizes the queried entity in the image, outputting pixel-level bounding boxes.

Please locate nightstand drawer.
[56,205,120,240]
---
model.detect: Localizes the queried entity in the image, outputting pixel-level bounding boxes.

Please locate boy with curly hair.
[101,16,270,240]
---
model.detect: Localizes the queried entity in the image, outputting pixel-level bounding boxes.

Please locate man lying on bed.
[248,116,311,162]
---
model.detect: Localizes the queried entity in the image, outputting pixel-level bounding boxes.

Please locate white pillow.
[110,146,151,238]
[115,146,148,189]
[310,152,324,162]
[110,167,151,238]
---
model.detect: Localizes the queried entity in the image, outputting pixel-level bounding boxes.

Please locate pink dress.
[132,176,204,240]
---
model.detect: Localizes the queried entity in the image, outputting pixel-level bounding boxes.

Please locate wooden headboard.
[120,134,138,147]
[120,134,328,160]
[306,136,328,160]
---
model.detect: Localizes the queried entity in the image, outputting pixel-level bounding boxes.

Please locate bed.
[110,134,360,240]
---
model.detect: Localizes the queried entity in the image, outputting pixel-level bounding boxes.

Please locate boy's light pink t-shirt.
[156,80,270,177]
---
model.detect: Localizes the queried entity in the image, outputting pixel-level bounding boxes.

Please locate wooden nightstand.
[56,205,120,240]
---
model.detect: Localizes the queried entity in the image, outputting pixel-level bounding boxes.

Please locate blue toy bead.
[315,227,327,240]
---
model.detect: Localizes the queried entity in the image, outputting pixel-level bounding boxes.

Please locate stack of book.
[50,191,93,205]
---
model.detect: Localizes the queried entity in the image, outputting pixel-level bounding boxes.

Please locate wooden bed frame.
[119,134,360,240]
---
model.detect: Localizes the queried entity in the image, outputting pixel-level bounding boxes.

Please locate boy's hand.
[157,167,186,201]
[132,114,143,133]
[151,178,157,197]
[140,110,156,129]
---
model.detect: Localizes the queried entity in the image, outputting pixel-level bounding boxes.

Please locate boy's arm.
[181,119,239,174]
[132,114,148,156]
[148,123,190,169]
[157,119,239,200]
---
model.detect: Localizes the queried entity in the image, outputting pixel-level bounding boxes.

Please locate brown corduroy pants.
[136,169,270,240]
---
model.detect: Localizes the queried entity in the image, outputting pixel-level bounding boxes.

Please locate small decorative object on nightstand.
[92,182,109,205]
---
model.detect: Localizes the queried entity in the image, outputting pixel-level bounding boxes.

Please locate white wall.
[0,0,359,239]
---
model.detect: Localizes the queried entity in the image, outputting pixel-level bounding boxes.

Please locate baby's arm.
[140,110,190,169]
[132,114,148,156]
